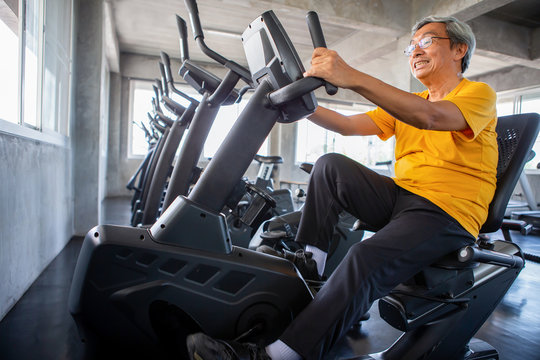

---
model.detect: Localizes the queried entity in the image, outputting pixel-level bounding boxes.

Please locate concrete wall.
[0,0,78,321]
[72,0,107,234]
[0,0,114,320]
[105,72,125,197]
[0,130,73,320]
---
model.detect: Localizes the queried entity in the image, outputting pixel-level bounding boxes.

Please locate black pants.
[279,153,475,360]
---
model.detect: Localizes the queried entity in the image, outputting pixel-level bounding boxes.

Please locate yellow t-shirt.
[366,78,498,237]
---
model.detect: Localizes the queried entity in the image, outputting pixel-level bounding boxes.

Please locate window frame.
[127,79,156,159]
[127,80,268,160]
[497,86,540,173]
[294,100,395,171]
[0,0,72,145]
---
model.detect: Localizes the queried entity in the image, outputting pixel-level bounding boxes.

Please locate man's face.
[408,22,457,81]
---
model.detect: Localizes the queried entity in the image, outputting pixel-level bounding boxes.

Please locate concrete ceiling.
[107,0,540,94]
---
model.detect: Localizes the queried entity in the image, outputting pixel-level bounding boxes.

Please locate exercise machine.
[69,6,331,357]
[69,6,536,360]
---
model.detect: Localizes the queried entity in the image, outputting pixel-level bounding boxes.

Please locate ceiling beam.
[532,27,540,60]
[470,65,540,92]
[246,0,410,36]
[412,0,515,23]
[329,31,398,65]
[470,15,530,59]
[470,15,540,70]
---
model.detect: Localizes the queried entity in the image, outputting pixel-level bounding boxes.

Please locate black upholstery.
[254,154,284,164]
[480,113,540,233]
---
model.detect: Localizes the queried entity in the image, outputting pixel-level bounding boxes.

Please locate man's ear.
[454,43,468,61]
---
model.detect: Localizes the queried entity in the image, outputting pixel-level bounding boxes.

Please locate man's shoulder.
[461,78,496,94]
[451,78,496,103]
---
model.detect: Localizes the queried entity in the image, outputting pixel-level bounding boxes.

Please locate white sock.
[265,339,301,360]
[305,244,327,276]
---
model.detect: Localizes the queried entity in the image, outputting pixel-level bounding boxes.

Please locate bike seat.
[299,162,313,174]
[379,249,478,332]
[254,155,283,164]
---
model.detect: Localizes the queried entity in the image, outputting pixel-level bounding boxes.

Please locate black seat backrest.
[380,115,540,333]
[479,113,540,234]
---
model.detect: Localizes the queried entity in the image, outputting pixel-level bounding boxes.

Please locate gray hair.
[412,16,476,73]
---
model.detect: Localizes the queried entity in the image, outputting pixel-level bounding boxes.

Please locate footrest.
[260,230,288,240]
[464,338,498,359]
[511,210,540,228]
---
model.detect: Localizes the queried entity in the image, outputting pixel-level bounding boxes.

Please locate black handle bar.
[154,79,165,100]
[306,11,337,96]
[184,0,203,41]
[158,62,169,97]
[183,0,253,85]
[160,51,200,104]
[160,55,173,86]
[458,245,524,268]
[268,76,327,106]
[176,14,189,62]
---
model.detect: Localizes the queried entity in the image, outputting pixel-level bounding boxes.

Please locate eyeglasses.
[404,36,451,56]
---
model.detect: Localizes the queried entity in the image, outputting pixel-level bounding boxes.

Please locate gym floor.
[1,197,540,360]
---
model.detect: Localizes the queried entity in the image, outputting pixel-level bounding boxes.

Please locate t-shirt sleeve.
[366,106,396,141]
[449,82,497,141]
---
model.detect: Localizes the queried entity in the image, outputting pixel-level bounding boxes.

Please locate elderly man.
[188,15,497,360]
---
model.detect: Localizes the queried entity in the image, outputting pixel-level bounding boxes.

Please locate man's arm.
[304,48,468,132]
[307,106,383,136]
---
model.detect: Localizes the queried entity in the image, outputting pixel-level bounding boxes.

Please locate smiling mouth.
[414,60,429,68]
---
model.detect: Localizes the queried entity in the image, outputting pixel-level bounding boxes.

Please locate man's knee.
[312,153,353,179]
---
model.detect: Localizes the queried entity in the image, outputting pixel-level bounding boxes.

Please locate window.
[129,80,156,157]
[495,96,515,117]
[0,1,19,123]
[295,102,394,169]
[22,0,41,128]
[0,0,72,136]
[41,0,72,135]
[496,89,540,169]
[521,93,540,169]
[497,88,540,169]
[129,80,268,159]
[203,91,268,159]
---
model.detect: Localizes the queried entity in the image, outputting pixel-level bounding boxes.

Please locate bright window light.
[0,17,19,123]
[129,81,268,159]
[295,103,394,169]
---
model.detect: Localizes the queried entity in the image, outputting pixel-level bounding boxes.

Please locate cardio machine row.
[126,14,296,246]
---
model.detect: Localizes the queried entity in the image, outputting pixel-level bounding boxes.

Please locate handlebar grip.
[458,246,524,268]
[158,62,167,85]
[155,79,164,98]
[305,11,337,96]
[306,11,326,48]
[176,15,189,62]
[160,52,174,84]
[184,0,204,40]
[158,63,168,96]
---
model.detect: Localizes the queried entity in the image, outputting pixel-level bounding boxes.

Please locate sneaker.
[257,245,322,282]
[186,332,270,360]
